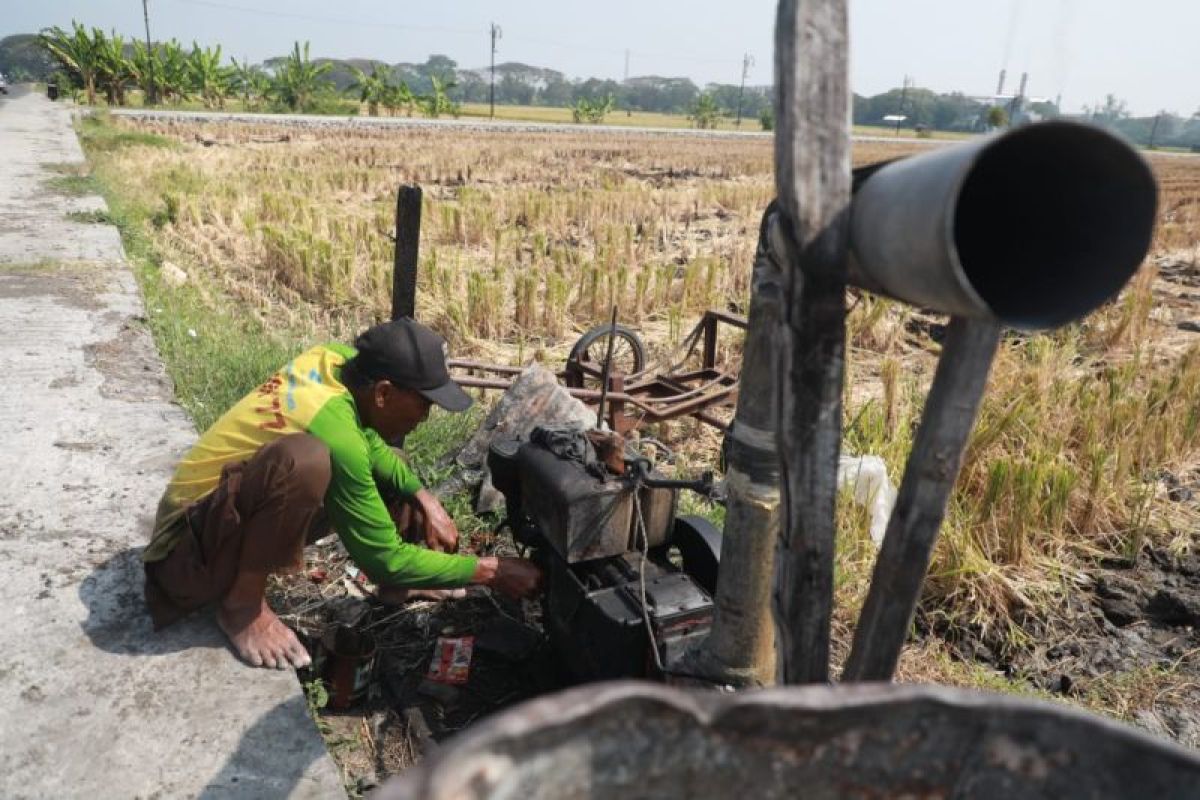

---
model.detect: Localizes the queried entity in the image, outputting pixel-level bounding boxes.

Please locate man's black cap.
[352,318,473,413]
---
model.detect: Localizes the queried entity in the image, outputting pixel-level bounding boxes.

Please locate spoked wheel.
[565,323,647,389]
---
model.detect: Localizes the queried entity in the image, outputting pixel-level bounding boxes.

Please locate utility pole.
[735,53,754,127]
[894,74,911,136]
[489,22,502,119]
[142,0,157,104]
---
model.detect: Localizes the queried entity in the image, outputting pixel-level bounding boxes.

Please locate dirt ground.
[269,533,557,795]
[926,542,1200,748]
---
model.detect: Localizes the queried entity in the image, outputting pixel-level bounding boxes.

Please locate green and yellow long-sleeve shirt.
[144,343,478,587]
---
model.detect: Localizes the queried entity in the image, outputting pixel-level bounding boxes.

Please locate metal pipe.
[680,205,784,687]
[595,306,619,430]
[849,120,1157,330]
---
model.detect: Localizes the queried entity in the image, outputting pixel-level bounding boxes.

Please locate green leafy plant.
[759,105,774,131]
[93,29,133,105]
[230,57,271,111]
[382,80,416,117]
[39,22,101,105]
[188,42,233,109]
[688,92,723,129]
[572,94,614,124]
[347,63,391,116]
[304,678,329,716]
[270,41,333,112]
[421,75,459,118]
[158,40,191,105]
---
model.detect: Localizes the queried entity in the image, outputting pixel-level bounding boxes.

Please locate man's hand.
[472,556,544,599]
[413,489,459,553]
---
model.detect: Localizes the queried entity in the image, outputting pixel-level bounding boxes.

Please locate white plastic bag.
[837,455,896,548]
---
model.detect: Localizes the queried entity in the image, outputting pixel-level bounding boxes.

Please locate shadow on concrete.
[78,546,226,656]
[197,695,333,799]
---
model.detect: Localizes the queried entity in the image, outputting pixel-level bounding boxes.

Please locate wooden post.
[771,0,853,685]
[842,317,1002,681]
[392,185,422,321]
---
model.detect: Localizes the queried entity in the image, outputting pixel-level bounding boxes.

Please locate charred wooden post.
[680,208,785,687]
[771,0,852,685]
[392,185,422,321]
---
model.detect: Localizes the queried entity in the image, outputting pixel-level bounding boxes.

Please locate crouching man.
[143,318,543,669]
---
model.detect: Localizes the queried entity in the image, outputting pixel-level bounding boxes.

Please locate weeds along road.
[110,106,951,147]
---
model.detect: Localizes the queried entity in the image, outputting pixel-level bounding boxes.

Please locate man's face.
[369,382,432,441]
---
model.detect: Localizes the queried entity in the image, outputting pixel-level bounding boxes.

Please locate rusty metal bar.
[703,313,719,370]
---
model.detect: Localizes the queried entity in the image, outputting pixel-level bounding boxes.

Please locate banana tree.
[347,63,390,116]
[93,29,133,106]
[39,22,100,105]
[188,43,231,109]
[130,41,165,105]
[158,40,190,105]
[230,58,270,111]
[270,41,332,112]
[689,93,723,129]
[421,75,458,118]
[383,80,416,117]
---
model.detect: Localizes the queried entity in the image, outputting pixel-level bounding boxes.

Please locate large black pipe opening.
[954,122,1158,329]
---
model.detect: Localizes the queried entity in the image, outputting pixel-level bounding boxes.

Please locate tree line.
[9,28,1199,145]
[10,27,772,126]
[31,24,463,117]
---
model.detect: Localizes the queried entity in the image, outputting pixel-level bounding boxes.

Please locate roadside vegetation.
[73,110,1200,734]
[14,23,1200,143]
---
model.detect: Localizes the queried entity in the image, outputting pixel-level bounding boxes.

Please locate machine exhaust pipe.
[848,120,1158,329]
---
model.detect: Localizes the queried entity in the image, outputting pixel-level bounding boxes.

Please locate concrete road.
[111,105,949,147]
[0,90,343,798]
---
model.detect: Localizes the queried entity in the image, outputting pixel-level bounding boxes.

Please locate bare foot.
[377,586,468,605]
[218,601,312,670]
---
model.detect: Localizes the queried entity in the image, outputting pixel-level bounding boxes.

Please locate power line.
[169,0,479,36]
[500,32,730,66]
[165,0,733,75]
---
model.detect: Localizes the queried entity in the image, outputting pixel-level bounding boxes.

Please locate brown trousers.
[144,433,332,629]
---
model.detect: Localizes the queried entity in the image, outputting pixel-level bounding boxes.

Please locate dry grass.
[90,114,1200,678]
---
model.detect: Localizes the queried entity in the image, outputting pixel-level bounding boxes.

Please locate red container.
[323,625,377,710]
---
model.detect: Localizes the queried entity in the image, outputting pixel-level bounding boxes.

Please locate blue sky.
[4,0,1197,116]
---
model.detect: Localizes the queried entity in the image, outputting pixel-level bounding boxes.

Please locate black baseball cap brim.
[419,378,473,413]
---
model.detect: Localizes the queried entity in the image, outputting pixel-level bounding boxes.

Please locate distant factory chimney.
[1018,72,1029,98]
[996,69,1007,95]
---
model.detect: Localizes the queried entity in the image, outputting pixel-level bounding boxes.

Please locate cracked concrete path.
[0,90,344,798]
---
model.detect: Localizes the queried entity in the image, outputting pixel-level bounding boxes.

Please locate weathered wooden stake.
[771,0,852,685]
[843,317,1002,681]
[392,185,422,321]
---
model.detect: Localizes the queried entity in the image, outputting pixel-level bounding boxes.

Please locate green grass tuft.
[78,112,177,154]
[66,209,116,225]
[45,174,101,196]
